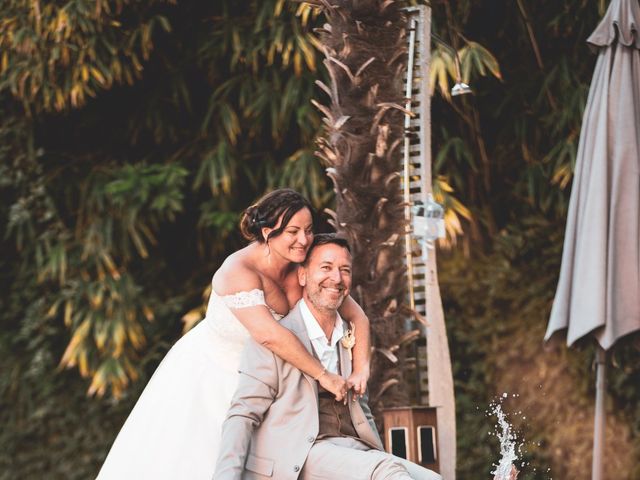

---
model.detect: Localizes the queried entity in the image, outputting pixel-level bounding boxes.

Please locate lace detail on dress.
[220,288,266,309]
[220,289,285,319]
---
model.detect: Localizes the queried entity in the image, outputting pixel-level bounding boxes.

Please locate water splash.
[489,394,520,480]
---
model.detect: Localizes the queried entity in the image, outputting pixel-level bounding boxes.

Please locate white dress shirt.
[299,299,344,374]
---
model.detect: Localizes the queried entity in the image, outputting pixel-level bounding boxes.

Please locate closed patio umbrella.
[544,0,640,478]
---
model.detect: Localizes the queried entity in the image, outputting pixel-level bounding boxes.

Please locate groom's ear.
[297,265,307,287]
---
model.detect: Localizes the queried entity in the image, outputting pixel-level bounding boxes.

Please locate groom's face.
[299,243,352,311]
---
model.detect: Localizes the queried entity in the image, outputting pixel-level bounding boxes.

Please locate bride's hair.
[240,188,315,243]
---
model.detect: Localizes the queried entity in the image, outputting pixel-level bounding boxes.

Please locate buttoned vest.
[312,343,359,440]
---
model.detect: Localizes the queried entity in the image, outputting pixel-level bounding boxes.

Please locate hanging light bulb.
[451,53,472,97]
[412,194,446,260]
[451,81,472,96]
[431,32,473,97]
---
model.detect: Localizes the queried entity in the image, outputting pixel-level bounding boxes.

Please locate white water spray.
[489,394,520,480]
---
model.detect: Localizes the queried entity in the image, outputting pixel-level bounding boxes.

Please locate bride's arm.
[214,264,348,400]
[231,306,348,401]
[338,295,371,396]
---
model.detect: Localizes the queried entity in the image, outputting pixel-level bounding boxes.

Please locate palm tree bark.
[314,0,410,411]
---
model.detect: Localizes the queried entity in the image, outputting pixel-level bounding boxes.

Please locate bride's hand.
[318,371,348,402]
[347,366,369,399]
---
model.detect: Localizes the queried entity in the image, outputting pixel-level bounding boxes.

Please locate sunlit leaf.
[459,41,502,82]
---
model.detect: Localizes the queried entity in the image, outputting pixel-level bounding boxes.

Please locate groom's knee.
[371,453,442,480]
[369,454,412,480]
[395,456,442,480]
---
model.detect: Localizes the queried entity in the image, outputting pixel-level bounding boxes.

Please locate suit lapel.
[286,303,319,398]
[339,320,383,450]
[350,401,382,449]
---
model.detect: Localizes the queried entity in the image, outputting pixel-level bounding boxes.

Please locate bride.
[97,189,371,480]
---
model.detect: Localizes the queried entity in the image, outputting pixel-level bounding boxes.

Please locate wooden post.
[425,260,456,479]
[416,6,457,479]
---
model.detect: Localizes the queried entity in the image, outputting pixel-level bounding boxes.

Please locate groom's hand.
[318,371,348,402]
[347,368,369,400]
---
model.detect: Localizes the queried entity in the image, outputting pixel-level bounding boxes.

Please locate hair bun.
[240,206,262,240]
[248,207,263,227]
[239,188,314,243]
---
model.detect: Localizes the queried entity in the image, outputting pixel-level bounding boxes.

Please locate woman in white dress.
[97,189,371,480]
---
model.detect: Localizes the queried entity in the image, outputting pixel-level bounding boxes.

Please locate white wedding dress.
[97,288,282,480]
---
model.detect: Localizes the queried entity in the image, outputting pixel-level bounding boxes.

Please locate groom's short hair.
[302,233,351,266]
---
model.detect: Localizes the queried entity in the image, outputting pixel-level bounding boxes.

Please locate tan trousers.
[300,436,442,480]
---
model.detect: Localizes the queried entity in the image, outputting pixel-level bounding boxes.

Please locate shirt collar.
[299,298,344,345]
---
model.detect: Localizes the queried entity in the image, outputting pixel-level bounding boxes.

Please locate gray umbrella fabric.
[545,0,640,351]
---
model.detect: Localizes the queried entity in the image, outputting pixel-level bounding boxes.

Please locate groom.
[214,234,441,480]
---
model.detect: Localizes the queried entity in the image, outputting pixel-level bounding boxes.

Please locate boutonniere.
[340,322,356,360]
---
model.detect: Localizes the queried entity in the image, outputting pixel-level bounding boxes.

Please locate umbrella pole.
[592,345,606,480]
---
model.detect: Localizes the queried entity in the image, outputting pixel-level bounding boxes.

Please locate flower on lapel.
[341,322,356,360]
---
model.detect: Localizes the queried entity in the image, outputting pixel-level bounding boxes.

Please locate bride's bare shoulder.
[212,247,263,295]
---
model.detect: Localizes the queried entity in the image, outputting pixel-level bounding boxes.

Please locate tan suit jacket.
[214,301,383,480]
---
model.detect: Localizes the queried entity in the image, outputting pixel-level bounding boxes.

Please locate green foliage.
[0,256,181,479]
[430,0,600,240]
[441,215,640,477]
[429,4,638,474]
[1,0,329,402]
[0,1,330,475]
[1,0,639,478]
[0,0,173,111]
[609,337,640,474]
[441,217,574,478]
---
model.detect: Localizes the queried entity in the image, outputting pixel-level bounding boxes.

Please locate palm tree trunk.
[314,0,410,411]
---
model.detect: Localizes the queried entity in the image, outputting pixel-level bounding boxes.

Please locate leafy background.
[1,1,638,479]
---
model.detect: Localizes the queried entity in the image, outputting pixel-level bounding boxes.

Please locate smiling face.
[262,207,314,264]
[299,242,352,312]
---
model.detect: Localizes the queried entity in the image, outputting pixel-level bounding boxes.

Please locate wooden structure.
[398,6,457,479]
[382,406,440,473]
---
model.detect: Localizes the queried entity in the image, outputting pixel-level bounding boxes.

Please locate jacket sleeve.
[213,338,279,480]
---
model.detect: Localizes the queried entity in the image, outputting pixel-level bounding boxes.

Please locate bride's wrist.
[352,362,370,376]
[313,367,327,381]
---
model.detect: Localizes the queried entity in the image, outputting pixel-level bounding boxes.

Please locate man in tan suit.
[214,234,441,480]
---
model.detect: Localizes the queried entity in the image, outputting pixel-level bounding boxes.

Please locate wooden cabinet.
[382,406,439,474]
